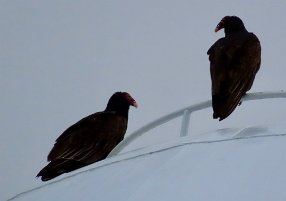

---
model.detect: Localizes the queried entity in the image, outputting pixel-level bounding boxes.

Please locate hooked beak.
[214,26,220,32]
[214,24,222,32]
[132,101,138,108]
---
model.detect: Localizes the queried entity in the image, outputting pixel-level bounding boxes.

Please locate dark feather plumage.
[37,92,137,181]
[208,16,261,121]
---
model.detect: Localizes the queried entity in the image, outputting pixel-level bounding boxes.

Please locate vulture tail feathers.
[37,159,86,181]
[212,93,244,121]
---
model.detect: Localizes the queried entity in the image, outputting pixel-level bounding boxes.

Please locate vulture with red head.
[37,92,137,181]
[207,16,261,121]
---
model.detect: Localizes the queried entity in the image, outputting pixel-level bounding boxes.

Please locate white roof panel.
[9,125,286,201]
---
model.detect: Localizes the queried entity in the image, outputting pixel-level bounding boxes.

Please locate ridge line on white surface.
[8,132,286,201]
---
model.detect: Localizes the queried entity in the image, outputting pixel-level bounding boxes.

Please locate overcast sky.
[1,1,286,200]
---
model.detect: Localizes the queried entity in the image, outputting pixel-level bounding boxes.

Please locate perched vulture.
[207,16,261,121]
[37,92,137,181]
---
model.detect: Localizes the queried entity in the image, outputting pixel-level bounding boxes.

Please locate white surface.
[108,91,286,156]
[8,125,286,201]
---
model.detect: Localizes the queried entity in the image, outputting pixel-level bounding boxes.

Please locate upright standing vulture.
[37,92,138,181]
[207,16,261,121]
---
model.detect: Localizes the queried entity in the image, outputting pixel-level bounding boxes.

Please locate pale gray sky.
[1,1,286,200]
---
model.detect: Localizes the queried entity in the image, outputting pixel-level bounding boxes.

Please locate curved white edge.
[108,90,286,157]
[8,130,286,201]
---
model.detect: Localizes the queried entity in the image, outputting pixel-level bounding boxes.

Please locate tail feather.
[212,93,244,121]
[36,159,86,181]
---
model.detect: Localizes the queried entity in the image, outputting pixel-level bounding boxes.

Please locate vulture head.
[105,92,138,115]
[215,16,247,35]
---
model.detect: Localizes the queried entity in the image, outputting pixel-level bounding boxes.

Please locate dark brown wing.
[208,33,261,120]
[47,111,128,163]
[37,111,128,181]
